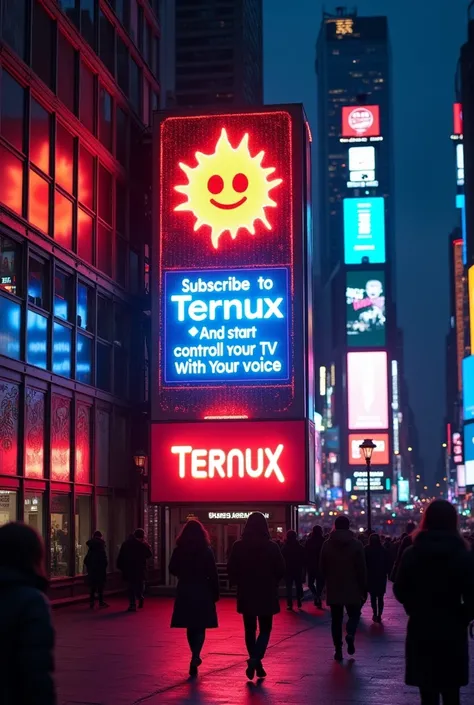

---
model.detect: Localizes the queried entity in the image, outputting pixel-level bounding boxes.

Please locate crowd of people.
[1,499,474,705]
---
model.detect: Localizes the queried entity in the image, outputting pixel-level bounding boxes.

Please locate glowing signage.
[343,197,385,264]
[456,143,464,186]
[452,431,463,464]
[398,479,409,503]
[163,267,289,384]
[348,433,389,465]
[453,103,463,136]
[464,425,474,486]
[150,420,308,503]
[348,146,375,171]
[351,469,388,493]
[346,271,385,347]
[457,464,466,493]
[463,356,474,420]
[454,242,465,392]
[342,105,380,138]
[456,194,467,265]
[347,351,389,430]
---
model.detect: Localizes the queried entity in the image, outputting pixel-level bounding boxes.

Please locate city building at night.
[0,0,160,598]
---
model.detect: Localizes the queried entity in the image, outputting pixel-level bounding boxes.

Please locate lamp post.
[133,451,148,527]
[359,439,376,533]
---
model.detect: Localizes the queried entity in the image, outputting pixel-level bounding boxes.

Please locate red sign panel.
[348,433,390,465]
[342,105,380,138]
[454,103,463,136]
[150,420,307,503]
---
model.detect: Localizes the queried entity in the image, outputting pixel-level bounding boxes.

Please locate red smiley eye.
[207,174,224,194]
[232,173,248,193]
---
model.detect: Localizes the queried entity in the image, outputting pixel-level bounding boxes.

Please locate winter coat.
[169,544,219,629]
[320,529,367,606]
[228,536,285,616]
[394,531,474,689]
[117,536,152,582]
[305,534,324,575]
[281,539,305,578]
[84,537,108,586]
[0,568,56,705]
[365,544,389,596]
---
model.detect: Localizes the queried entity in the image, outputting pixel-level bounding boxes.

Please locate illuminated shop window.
[51,395,71,481]
[29,169,50,233]
[0,297,21,359]
[77,208,94,264]
[28,257,48,309]
[0,491,17,526]
[27,310,48,369]
[55,124,74,194]
[51,493,71,577]
[53,321,72,377]
[75,495,91,572]
[77,282,94,332]
[54,269,73,321]
[0,70,25,152]
[78,145,94,209]
[54,191,73,250]
[24,492,44,536]
[25,388,45,478]
[76,403,91,483]
[0,237,21,296]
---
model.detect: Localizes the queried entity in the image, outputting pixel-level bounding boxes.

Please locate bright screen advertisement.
[343,197,385,264]
[342,105,380,138]
[398,479,409,503]
[463,356,474,420]
[347,351,389,430]
[453,103,463,136]
[154,107,310,420]
[346,271,386,347]
[350,469,389,493]
[464,424,474,486]
[348,433,389,465]
[150,419,308,503]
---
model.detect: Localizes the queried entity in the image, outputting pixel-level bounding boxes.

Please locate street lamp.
[359,439,376,532]
[133,451,147,475]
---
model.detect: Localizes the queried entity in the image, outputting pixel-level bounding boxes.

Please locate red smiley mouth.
[210,196,247,210]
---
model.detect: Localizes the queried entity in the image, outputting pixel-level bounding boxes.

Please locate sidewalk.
[55,595,474,705]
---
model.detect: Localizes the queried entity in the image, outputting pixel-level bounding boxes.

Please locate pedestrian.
[320,515,367,661]
[365,533,389,623]
[84,530,109,609]
[169,520,219,677]
[0,522,56,704]
[391,521,416,581]
[228,512,285,680]
[394,500,474,705]
[305,524,325,608]
[281,530,305,610]
[117,528,153,612]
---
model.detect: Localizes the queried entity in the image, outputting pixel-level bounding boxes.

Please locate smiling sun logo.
[174,128,282,249]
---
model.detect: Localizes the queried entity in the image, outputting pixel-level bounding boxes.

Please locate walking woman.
[169,520,219,677]
[365,533,389,623]
[394,500,474,705]
[228,512,285,680]
[0,522,56,704]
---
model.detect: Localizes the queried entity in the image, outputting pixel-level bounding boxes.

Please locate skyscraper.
[162,0,263,108]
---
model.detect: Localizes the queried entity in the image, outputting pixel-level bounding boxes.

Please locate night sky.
[264,0,468,478]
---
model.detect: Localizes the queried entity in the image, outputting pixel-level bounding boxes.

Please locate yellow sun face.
[174,128,282,249]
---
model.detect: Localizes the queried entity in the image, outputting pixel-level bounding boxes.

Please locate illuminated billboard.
[343,197,385,264]
[453,103,463,136]
[342,105,380,138]
[153,107,310,420]
[452,431,463,464]
[349,469,390,493]
[347,351,389,430]
[398,479,409,503]
[463,356,474,420]
[346,271,386,347]
[348,433,389,465]
[456,143,464,186]
[150,419,308,503]
[464,424,474,486]
[456,194,467,264]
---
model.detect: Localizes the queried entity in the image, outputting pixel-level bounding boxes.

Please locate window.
[129,249,139,295]
[29,170,50,233]
[55,124,74,193]
[51,494,71,577]
[80,0,96,48]
[80,63,96,134]
[130,58,141,113]
[75,496,91,573]
[0,297,21,359]
[32,1,54,89]
[97,342,111,391]
[0,237,20,296]
[99,88,113,151]
[96,495,110,566]
[116,182,127,235]
[53,321,72,377]
[0,70,25,152]
[99,11,115,75]
[130,0,138,43]
[54,269,72,321]
[114,345,128,397]
[77,282,94,331]
[25,389,45,478]
[115,0,124,23]
[28,257,47,308]
[98,166,112,224]
[144,22,150,65]
[137,5,144,51]
[1,0,27,61]
[24,492,44,536]
[96,410,110,486]
[117,37,129,95]
[114,302,128,347]
[116,239,126,290]
[77,209,94,264]
[54,191,73,250]
[97,296,112,340]
[76,403,91,483]
[51,395,71,481]
[97,224,112,277]
[27,310,48,369]
[0,382,19,474]
[57,32,77,114]
[58,0,78,26]
[152,37,159,75]
[0,491,17,526]
[0,146,23,216]
[143,79,150,126]
[76,333,92,384]
[115,106,128,166]
[30,100,51,174]
[78,145,94,210]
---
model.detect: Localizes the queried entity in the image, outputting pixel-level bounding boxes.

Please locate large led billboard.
[346,271,386,347]
[150,419,308,503]
[342,105,380,138]
[153,107,310,420]
[349,469,390,493]
[348,433,389,465]
[463,356,474,420]
[464,424,474,486]
[343,197,385,264]
[347,351,389,430]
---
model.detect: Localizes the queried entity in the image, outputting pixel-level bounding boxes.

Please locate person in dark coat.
[391,521,416,581]
[394,500,474,705]
[281,530,305,610]
[0,522,56,705]
[84,530,108,609]
[320,515,367,661]
[305,525,325,608]
[365,533,389,623]
[228,512,285,680]
[117,528,153,612]
[169,520,219,677]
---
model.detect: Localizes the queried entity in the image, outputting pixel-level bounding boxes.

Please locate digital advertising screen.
[153,107,309,420]
[346,271,386,347]
[453,103,463,136]
[348,146,375,172]
[464,424,474,486]
[347,351,389,430]
[348,433,389,465]
[343,197,385,264]
[342,105,380,138]
[398,479,410,503]
[350,469,390,493]
[150,419,308,504]
[463,356,474,420]
[456,194,467,265]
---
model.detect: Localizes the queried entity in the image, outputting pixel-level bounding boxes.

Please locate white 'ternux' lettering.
[170,445,285,483]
